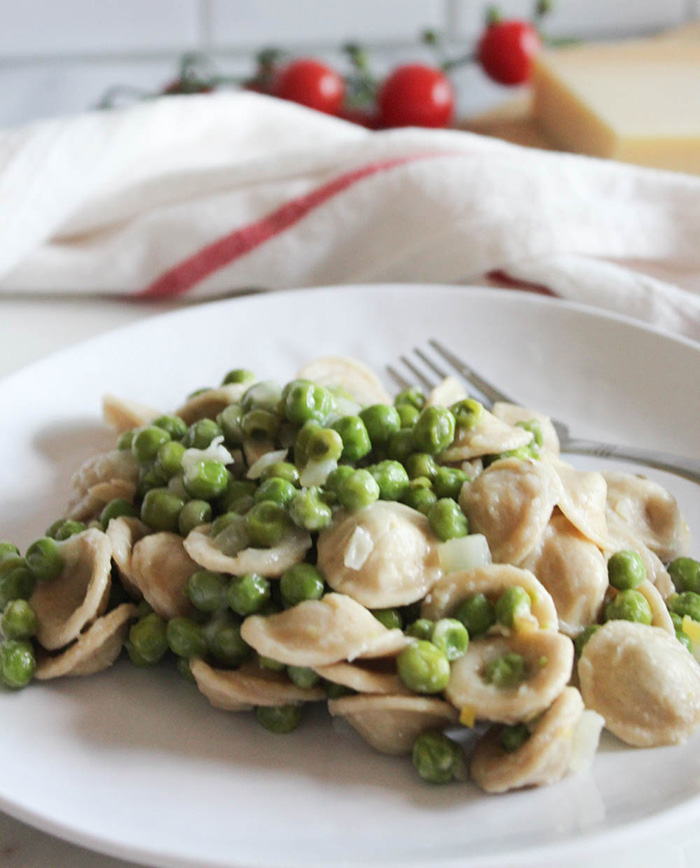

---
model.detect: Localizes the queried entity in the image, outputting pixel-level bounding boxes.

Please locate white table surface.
[1,292,700,868]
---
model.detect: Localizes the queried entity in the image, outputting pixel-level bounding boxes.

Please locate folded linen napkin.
[1,91,699,339]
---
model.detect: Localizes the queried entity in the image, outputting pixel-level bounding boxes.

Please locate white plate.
[1,284,699,868]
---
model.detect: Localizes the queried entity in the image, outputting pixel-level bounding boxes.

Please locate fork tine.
[386,364,412,390]
[428,338,515,406]
[399,354,435,391]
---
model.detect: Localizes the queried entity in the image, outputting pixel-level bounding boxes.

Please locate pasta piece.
[491,402,560,455]
[442,410,532,462]
[130,532,199,618]
[176,383,249,425]
[314,661,410,695]
[66,449,139,521]
[549,458,608,548]
[636,579,675,634]
[296,356,391,406]
[184,525,312,578]
[426,376,467,408]
[102,395,160,433]
[105,516,151,599]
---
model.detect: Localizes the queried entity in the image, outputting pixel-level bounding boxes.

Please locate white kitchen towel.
[1,90,699,338]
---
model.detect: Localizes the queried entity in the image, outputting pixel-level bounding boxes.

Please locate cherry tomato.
[477,20,541,86]
[338,106,379,129]
[377,64,454,128]
[273,59,345,115]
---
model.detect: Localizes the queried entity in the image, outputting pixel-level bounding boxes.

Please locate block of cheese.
[533,39,700,175]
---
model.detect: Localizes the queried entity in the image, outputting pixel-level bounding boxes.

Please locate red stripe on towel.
[138,152,443,299]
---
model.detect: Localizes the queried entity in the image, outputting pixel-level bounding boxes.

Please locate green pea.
[287,666,320,689]
[359,404,401,446]
[608,550,646,591]
[406,618,434,640]
[256,704,303,734]
[337,469,380,512]
[184,459,229,500]
[217,478,257,514]
[206,614,250,666]
[166,617,208,659]
[405,453,439,481]
[280,564,325,607]
[178,499,213,537]
[400,486,437,515]
[670,611,683,630]
[604,589,653,625]
[451,398,484,431]
[397,403,420,428]
[668,592,700,624]
[366,460,410,501]
[669,557,700,594]
[495,586,532,629]
[325,465,355,494]
[182,418,223,450]
[128,613,169,665]
[332,416,372,463]
[0,543,20,564]
[433,467,470,500]
[325,681,354,699]
[99,498,139,528]
[284,380,334,425]
[25,537,64,583]
[431,618,469,661]
[227,573,271,616]
[210,512,246,539]
[186,570,228,613]
[259,654,286,671]
[0,568,36,609]
[372,608,403,630]
[412,406,456,455]
[501,723,531,753]
[116,430,135,451]
[412,731,465,784]
[484,653,528,689]
[157,440,187,478]
[245,502,291,547]
[677,630,693,651]
[50,519,86,541]
[395,388,425,410]
[222,368,256,386]
[254,477,297,507]
[397,640,450,694]
[304,428,342,463]
[574,624,601,657]
[132,425,171,464]
[141,488,185,532]
[293,421,322,466]
[386,429,415,462]
[218,404,244,447]
[289,488,333,531]
[1,600,38,640]
[515,419,543,451]
[0,639,35,689]
[153,414,188,440]
[260,461,300,486]
[428,498,468,541]
[242,409,280,442]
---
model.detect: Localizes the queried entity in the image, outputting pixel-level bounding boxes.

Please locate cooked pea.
[359,404,401,446]
[242,409,280,442]
[325,681,354,699]
[515,419,543,450]
[293,421,322,466]
[289,488,333,531]
[284,380,334,425]
[141,488,185,532]
[255,477,297,507]
[412,730,465,784]
[157,440,187,478]
[245,502,291,547]
[206,614,250,666]
[116,430,135,451]
[386,428,415,462]
[304,428,343,463]
[1,600,37,640]
[128,612,169,665]
[137,462,169,495]
[668,592,700,623]
[0,542,20,565]
[451,398,484,431]
[210,511,245,537]
[397,641,450,694]
[397,403,420,428]
[260,461,300,486]
[99,498,139,527]
[608,550,646,591]
[256,704,303,734]
[484,652,528,689]
[372,608,403,630]
[222,368,256,386]
[166,617,207,659]
[366,460,410,501]
[669,557,700,594]
[182,418,223,449]
[433,467,470,500]
[50,519,86,541]
[332,416,372,463]
[574,624,601,657]
[431,618,469,661]
[0,639,35,689]
[132,425,171,464]
[325,465,355,494]
[242,380,283,413]
[178,499,213,537]
[25,537,64,583]
[605,589,653,625]
[406,618,434,640]
[280,564,325,607]
[259,654,286,671]
[287,666,320,689]
[218,404,244,447]
[395,388,425,410]
[153,414,188,440]
[400,486,437,515]
[406,453,439,481]
[227,573,271,616]
[428,499,468,541]
[501,723,530,753]
[677,630,693,651]
[186,570,228,613]
[413,406,456,455]
[337,470,380,512]
[495,586,531,630]
[217,479,257,514]
[184,459,229,500]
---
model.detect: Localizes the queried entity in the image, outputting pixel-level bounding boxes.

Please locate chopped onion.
[300,458,337,488]
[568,710,605,774]
[344,526,374,570]
[333,394,363,418]
[438,534,491,575]
[182,436,233,475]
[246,449,288,480]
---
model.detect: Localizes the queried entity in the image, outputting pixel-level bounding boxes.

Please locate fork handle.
[562,439,700,485]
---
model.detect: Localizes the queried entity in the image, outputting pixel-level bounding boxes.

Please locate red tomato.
[378,64,454,128]
[477,20,541,85]
[338,106,379,129]
[273,58,345,115]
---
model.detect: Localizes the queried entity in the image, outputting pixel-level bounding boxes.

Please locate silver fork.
[387,338,700,485]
